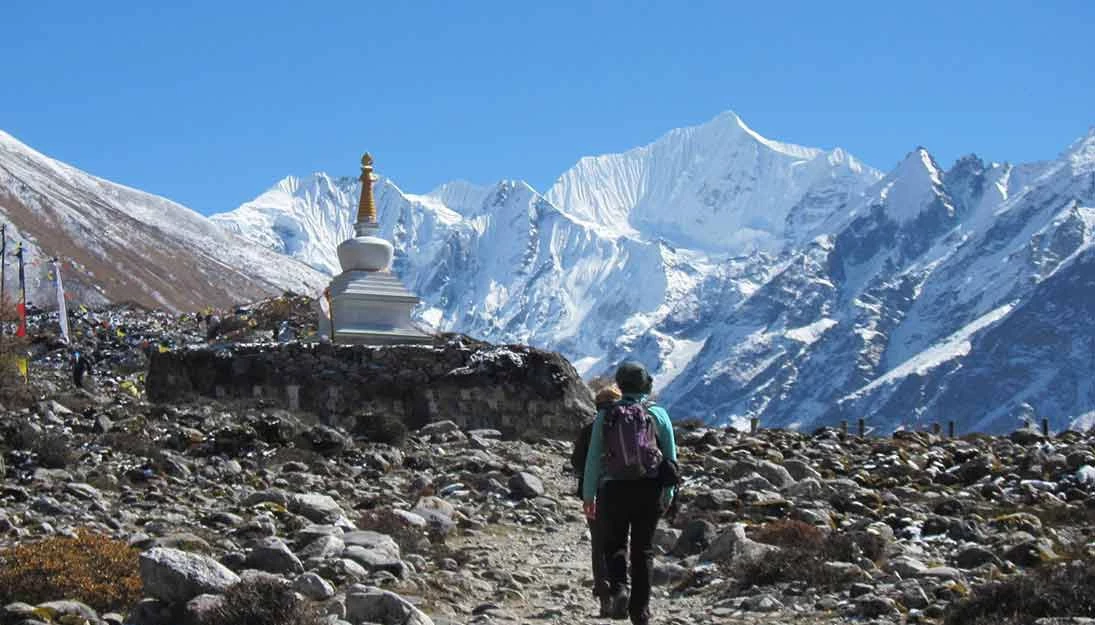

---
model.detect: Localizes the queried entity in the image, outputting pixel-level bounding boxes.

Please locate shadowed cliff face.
[146,338,595,440]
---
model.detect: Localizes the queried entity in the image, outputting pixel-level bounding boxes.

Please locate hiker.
[572,382,623,616]
[583,361,678,625]
[72,349,91,389]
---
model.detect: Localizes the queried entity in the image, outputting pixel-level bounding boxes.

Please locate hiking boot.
[598,595,613,617]
[609,590,630,620]
[630,608,651,625]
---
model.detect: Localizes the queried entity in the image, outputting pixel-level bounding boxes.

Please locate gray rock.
[342,531,401,559]
[728,457,795,488]
[726,473,776,495]
[64,482,102,501]
[886,555,928,577]
[784,458,823,481]
[293,572,336,600]
[700,523,777,565]
[126,598,174,625]
[652,527,682,554]
[242,489,289,507]
[289,493,347,524]
[419,420,461,436]
[897,580,930,609]
[955,545,1002,569]
[183,594,224,625]
[36,600,98,622]
[245,537,304,574]
[917,566,965,582]
[852,594,900,618]
[508,472,545,499]
[343,545,406,577]
[652,561,689,586]
[824,560,872,582]
[139,547,241,604]
[742,594,783,612]
[345,587,434,625]
[2,603,38,624]
[1004,539,1057,567]
[299,534,346,559]
[314,558,369,585]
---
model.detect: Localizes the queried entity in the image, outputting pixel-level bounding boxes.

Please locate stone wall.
[146,337,595,439]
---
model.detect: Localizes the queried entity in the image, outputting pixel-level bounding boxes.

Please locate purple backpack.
[603,401,663,480]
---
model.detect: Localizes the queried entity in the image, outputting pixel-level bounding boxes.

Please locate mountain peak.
[1064,127,1095,171]
[701,111,823,161]
[871,147,948,223]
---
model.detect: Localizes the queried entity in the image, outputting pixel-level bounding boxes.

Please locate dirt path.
[437,466,849,625]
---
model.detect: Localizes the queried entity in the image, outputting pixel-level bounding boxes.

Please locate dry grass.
[199,577,323,625]
[734,520,888,590]
[945,559,1095,625]
[0,530,142,612]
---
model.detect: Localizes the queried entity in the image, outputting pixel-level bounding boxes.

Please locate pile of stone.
[5,299,1095,624]
[655,425,1095,623]
[0,384,577,625]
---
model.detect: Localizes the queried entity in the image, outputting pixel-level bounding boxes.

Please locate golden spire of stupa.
[356,152,377,224]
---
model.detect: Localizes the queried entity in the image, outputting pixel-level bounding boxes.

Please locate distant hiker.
[206,313,221,340]
[583,361,678,625]
[72,349,91,389]
[277,320,296,343]
[572,382,623,616]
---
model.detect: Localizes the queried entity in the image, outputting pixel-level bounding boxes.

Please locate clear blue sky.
[3,1,1092,215]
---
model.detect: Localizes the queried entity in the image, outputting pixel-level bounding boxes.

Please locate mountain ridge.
[211,111,1094,434]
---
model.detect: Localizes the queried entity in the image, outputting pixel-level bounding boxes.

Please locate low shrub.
[944,559,1095,625]
[200,577,322,625]
[752,519,825,550]
[0,530,142,612]
[734,521,887,590]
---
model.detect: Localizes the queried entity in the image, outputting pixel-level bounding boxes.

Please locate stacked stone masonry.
[146,338,594,440]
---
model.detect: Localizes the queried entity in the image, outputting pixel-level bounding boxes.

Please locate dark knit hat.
[615,360,652,394]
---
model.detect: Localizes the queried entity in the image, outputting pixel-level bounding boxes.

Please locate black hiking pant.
[599,478,662,620]
[588,512,608,598]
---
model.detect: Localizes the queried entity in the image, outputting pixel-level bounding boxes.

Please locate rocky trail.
[4,303,1095,625]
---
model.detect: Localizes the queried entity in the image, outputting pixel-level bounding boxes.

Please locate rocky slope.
[4,309,1095,624]
[0,130,326,311]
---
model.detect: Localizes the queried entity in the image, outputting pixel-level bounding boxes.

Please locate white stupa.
[319,153,432,345]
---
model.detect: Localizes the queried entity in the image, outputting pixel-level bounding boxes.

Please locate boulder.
[139,547,241,604]
[345,587,434,625]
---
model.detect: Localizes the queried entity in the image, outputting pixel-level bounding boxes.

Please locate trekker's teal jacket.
[582,394,677,506]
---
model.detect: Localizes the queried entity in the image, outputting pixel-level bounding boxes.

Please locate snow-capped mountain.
[545,111,880,252]
[216,112,1095,434]
[0,130,326,312]
[12,106,1086,435]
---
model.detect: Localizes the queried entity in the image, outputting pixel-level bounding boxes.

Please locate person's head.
[593,383,622,409]
[615,360,653,395]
